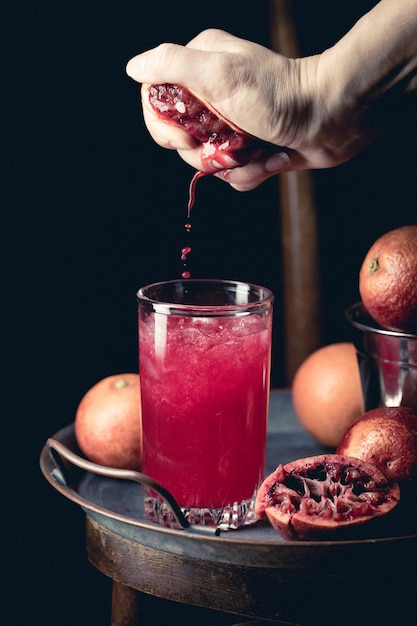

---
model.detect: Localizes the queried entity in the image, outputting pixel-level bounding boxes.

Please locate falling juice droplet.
[181,226,192,279]
[181,246,192,261]
[181,224,192,278]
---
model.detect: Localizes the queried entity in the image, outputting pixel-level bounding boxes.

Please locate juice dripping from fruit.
[181,170,208,279]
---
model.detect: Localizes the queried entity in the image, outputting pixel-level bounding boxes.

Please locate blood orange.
[255,454,400,540]
[292,343,364,448]
[147,83,276,170]
[74,373,142,470]
[337,406,417,487]
[359,225,417,332]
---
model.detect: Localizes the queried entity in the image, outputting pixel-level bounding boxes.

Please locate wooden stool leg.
[111,581,141,626]
[269,0,322,384]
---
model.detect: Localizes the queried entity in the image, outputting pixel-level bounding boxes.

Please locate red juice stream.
[180,171,208,279]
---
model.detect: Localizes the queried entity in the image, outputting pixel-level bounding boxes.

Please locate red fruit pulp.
[148,83,276,171]
[255,454,400,540]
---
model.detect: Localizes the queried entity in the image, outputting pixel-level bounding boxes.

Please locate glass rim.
[137,278,274,317]
[345,301,417,339]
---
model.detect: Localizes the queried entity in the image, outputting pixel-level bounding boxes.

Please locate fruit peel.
[74,373,142,471]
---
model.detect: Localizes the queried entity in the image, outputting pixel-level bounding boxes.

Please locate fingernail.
[265,152,291,172]
[208,160,227,171]
[168,139,193,151]
[125,57,140,78]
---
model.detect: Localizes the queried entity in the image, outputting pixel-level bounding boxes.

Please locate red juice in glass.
[137,279,273,529]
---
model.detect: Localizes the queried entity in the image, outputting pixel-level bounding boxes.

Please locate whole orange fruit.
[359,224,417,332]
[74,373,142,470]
[337,406,417,486]
[292,343,364,448]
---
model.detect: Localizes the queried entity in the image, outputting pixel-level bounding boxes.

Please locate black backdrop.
[4,2,417,624]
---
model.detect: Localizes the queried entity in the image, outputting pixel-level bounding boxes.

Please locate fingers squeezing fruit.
[147,83,277,171]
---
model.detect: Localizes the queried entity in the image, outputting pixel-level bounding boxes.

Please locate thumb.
[126,43,213,89]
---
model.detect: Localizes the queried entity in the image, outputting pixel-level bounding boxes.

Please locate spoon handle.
[46,437,220,537]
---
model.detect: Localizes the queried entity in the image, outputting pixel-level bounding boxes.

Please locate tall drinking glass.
[137,279,274,530]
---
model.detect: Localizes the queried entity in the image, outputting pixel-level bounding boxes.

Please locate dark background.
[4,1,417,624]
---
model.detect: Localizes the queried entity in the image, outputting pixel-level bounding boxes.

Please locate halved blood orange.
[255,454,400,541]
[147,83,277,170]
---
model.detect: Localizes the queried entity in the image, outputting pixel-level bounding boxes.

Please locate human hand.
[126,29,311,190]
[126,28,380,190]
